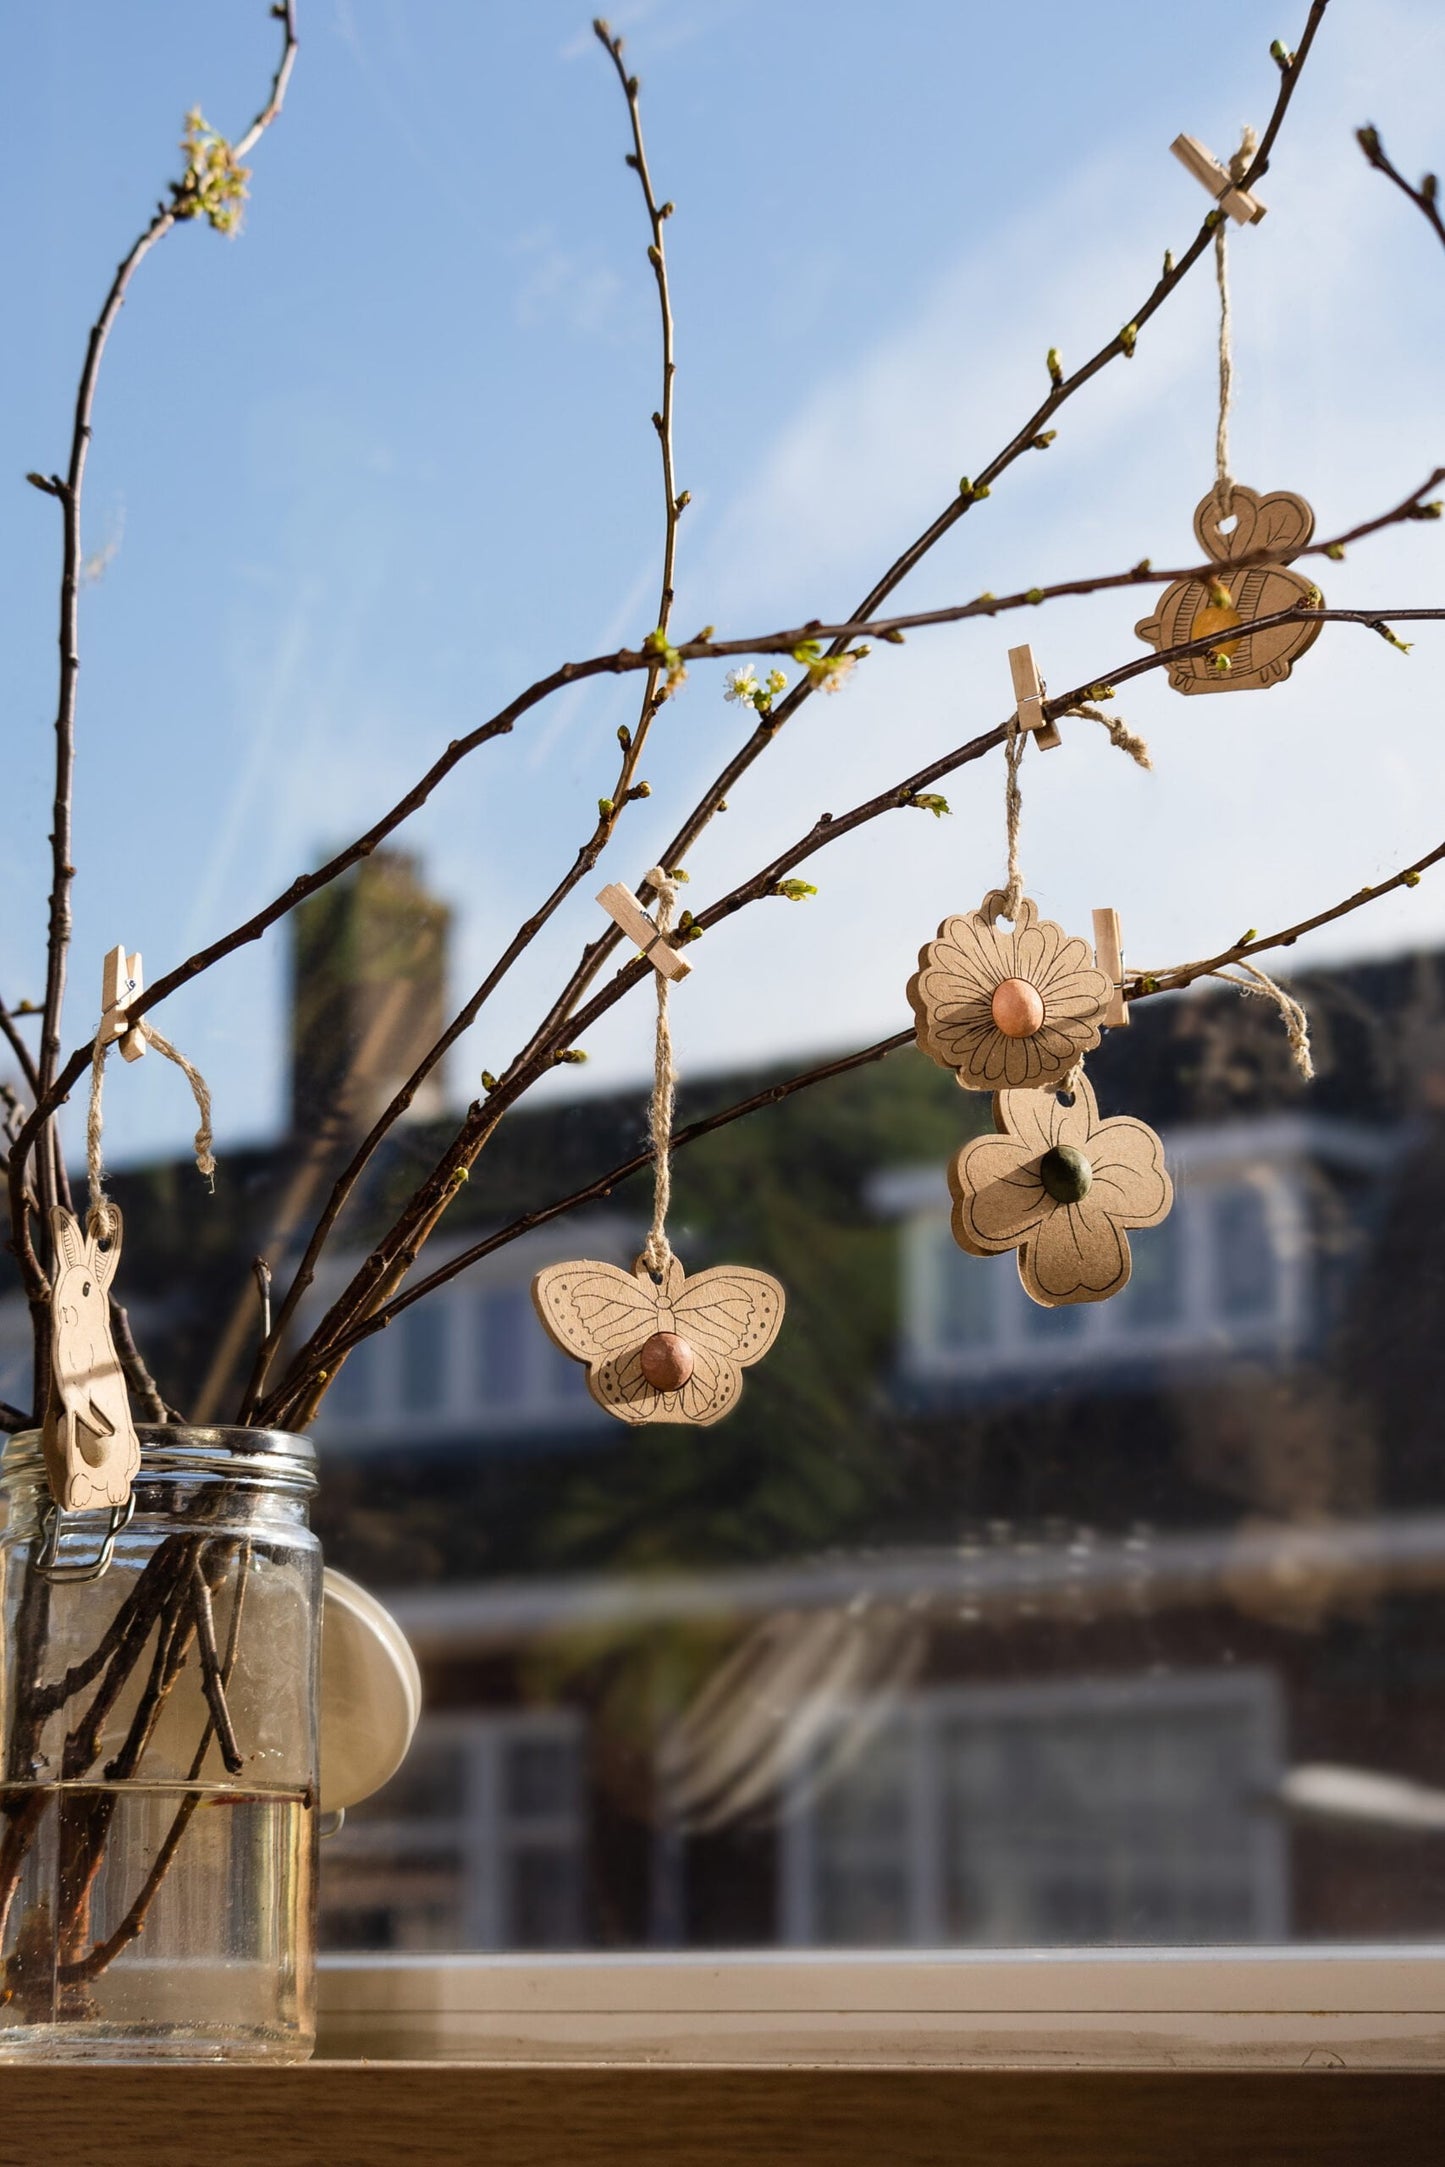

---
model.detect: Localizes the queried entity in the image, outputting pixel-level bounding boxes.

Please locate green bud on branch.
[907,793,951,818]
[773,879,818,902]
[1047,347,1063,387]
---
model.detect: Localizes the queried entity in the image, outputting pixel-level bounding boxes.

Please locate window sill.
[317,1946,1445,2069]
[1,2060,1440,2167]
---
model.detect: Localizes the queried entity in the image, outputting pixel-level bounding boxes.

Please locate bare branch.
[109,1299,181,1425]
[313,816,1445,1365]
[10,0,299,1309]
[237,23,688,1415]
[259,574,1445,1426]
[1358,123,1445,251]
[310,1031,920,1361]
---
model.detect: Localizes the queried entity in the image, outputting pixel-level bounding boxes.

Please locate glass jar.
[0,1426,320,2063]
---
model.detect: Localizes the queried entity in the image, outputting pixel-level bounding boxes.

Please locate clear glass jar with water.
[0,1426,320,2062]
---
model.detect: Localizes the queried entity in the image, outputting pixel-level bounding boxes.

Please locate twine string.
[642,868,679,1278]
[88,1017,216,1240]
[1212,125,1257,517]
[1209,961,1314,1080]
[1001,708,1026,920]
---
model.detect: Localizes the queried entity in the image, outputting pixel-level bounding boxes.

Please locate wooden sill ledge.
[0,2066,1440,2167]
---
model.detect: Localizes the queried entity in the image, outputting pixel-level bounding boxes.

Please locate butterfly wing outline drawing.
[531,1254,785,1427]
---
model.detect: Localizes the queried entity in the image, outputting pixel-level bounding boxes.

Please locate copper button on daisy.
[949,1071,1173,1306]
[909,889,1111,1092]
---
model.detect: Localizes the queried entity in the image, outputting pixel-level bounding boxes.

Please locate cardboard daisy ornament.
[909,889,1111,1093]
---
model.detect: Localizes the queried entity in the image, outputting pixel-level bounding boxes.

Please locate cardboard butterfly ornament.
[532,1252,785,1426]
[41,1205,141,1511]
[1135,485,1322,694]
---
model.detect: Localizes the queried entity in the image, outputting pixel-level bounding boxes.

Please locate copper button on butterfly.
[531,1253,785,1426]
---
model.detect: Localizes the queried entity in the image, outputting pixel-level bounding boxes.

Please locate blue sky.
[1,0,1442,1169]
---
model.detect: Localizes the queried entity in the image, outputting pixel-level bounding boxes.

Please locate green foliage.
[173,110,250,234]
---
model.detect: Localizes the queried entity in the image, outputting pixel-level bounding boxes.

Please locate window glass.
[4,4,1442,1983]
[1213,1183,1279,1324]
[399,1302,448,1416]
[478,1288,530,1410]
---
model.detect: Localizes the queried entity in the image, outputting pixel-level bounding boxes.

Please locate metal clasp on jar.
[35,1493,136,1583]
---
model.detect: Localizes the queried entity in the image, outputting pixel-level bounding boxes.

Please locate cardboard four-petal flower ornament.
[532,1252,784,1426]
[950,1070,1173,1307]
[1135,485,1322,695]
[909,889,1112,1093]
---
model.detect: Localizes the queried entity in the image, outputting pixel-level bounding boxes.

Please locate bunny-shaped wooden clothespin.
[41,1205,141,1513]
[100,944,146,1062]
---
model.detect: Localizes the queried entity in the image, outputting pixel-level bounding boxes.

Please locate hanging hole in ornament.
[1216,511,1238,536]
[1055,1089,1077,1109]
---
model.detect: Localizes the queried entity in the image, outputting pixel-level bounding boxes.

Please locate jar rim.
[2,1423,317,1494]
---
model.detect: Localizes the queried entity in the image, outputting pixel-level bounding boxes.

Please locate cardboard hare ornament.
[1135,485,1322,694]
[532,870,785,1426]
[41,1205,141,1511]
[38,943,219,1515]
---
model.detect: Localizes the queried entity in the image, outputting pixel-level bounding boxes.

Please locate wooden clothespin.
[100,945,146,1062]
[1092,908,1129,1029]
[596,884,692,982]
[1008,645,1061,751]
[1170,134,1266,226]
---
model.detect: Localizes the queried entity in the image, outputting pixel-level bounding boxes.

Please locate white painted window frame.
[316,1947,1445,2068]
[877,1114,1399,1392]
[776,1669,1288,1949]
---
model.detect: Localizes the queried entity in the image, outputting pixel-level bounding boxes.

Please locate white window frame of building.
[776,1669,1287,1951]
[309,1220,636,1445]
[322,1709,586,1953]
[874,1115,1400,1390]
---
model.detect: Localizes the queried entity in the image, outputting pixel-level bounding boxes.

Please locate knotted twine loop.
[642,867,679,1279]
[1059,701,1153,770]
[88,1019,216,1240]
[1210,960,1315,1080]
[1211,125,1257,518]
